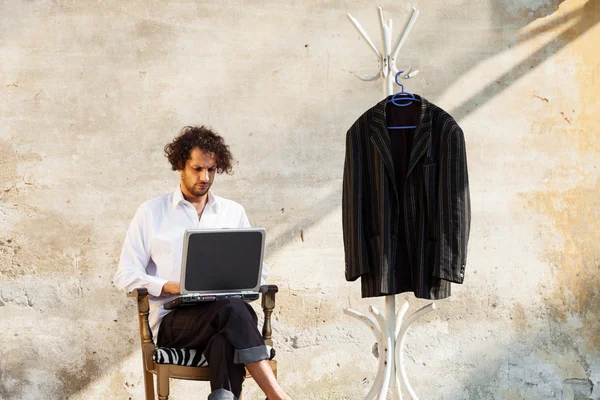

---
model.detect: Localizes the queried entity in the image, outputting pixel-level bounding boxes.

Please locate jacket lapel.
[369,98,399,196]
[406,97,432,177]
[369,96,432,189]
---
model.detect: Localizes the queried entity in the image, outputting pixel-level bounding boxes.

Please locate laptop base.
[164,293,260,310]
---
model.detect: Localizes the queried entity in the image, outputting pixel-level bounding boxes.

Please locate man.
[114,126,291,400]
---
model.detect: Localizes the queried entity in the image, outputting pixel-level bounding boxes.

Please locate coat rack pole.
[343,7,436,400]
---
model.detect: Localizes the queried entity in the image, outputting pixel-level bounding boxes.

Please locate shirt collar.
[172,186,220,213]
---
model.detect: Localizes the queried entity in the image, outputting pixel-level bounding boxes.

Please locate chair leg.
[157,365,170,400]
[144,368,155,400]
[142,362,155,400]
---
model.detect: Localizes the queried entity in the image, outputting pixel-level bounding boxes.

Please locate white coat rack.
[343,7,436,400]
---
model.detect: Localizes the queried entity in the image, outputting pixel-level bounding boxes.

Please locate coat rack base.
[344,296,435,400]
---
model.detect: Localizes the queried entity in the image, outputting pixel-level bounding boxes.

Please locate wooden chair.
[128,285,279,400]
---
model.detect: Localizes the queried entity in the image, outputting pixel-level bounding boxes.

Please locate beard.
[182,172,211,197]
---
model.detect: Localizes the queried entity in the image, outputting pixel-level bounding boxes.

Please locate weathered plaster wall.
[0,0,598,399]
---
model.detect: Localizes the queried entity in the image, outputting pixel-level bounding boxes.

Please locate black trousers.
[157,298,269,400]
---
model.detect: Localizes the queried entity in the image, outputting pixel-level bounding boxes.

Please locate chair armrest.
[127,288,149,299]
[259,285,278,347]
[259,284,279,294]
[127,288,156,372]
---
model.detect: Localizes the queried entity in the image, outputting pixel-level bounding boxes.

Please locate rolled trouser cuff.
[207,388,238,400]
[233,344,271,364]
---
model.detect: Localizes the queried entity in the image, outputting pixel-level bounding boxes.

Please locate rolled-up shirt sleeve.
[113,205,168,296]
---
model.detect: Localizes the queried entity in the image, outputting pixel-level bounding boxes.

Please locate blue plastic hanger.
[387,70,421,129]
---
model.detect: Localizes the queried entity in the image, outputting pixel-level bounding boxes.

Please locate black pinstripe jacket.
[342,95,470,299]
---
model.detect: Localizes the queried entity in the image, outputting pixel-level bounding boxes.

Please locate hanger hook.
[395,70,405,92]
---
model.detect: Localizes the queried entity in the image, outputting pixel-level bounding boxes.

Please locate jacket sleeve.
[433,125,471,284]
[342,126,371,281]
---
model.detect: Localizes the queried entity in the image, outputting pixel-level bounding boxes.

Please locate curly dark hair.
[164,126,234,174]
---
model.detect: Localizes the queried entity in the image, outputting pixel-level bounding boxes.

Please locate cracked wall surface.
[1,0,599,399]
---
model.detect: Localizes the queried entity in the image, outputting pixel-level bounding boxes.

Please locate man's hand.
[161,281,181,296]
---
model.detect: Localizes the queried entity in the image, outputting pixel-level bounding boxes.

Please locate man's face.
[180,147,217,198]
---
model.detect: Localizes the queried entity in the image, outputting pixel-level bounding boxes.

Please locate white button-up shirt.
[114,187,268,339]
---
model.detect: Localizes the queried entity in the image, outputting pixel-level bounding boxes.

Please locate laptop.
[163,228,265,310]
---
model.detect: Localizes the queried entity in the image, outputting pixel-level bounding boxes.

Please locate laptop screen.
[182,229,264,293]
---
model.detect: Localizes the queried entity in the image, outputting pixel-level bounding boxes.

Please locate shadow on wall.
[448,0,594,122]
[1,0,598,398]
